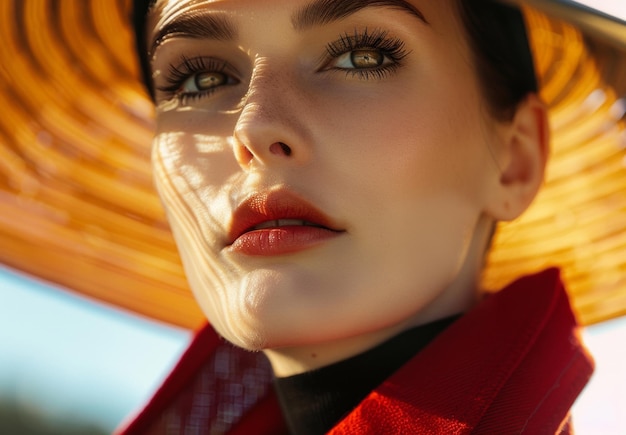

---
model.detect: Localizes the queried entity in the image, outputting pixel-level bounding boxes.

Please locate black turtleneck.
[273,315,460,435]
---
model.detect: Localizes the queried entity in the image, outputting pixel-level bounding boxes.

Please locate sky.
[572,0,626,20]
[0,266,191,431]
[573,316,626,434]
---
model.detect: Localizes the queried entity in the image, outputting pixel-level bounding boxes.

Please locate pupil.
[351,50,383,68]
[195,72,226,90]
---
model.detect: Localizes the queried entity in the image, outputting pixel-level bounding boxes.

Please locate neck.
[265,320,423,377]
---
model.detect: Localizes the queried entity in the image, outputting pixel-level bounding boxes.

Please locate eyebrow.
[292,0,428,30]
[150,0,427,56]
[150,12,237,57]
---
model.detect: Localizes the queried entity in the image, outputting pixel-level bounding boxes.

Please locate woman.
[0,0,624,433]
[120,0,602,433]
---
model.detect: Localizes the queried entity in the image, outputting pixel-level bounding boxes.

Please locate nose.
[233,64,311,168]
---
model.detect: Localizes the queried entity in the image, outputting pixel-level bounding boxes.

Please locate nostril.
[270,142,292,156]
[280,143,292,156]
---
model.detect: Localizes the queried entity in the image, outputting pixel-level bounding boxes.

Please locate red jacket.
[118,269,593,434]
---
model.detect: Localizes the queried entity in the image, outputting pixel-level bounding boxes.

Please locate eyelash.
[323,28,409,79]
[156,28,409,104]
[156,56,235,104]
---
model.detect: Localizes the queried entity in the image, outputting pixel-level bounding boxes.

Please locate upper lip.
[227,189,343,245]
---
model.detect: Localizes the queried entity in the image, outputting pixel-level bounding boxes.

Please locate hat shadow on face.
[0,0,625,328]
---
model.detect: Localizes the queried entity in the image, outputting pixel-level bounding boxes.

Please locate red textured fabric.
[330,268,593,434]
[116,324,284,434]
[117,269,593,434]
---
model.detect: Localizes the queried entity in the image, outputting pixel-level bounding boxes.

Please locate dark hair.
[132,0,155,100]
[457,0,538,121]
[132,0,538,118]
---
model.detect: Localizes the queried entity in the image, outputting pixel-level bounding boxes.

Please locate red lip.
[226,190,344,256]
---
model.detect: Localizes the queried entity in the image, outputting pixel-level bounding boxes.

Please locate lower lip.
[227,226,342,256]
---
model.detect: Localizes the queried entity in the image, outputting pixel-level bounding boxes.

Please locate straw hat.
[0,0,624,329]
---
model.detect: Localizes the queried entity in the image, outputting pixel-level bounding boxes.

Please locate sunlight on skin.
[147,0,548,376]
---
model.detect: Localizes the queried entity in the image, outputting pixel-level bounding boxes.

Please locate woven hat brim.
[0,0,625,328]
[508,0,626,48]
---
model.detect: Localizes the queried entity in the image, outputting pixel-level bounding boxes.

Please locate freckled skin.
[148,0,546,376]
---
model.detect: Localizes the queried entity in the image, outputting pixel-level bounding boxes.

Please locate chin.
[211,313,326,353]
[208,303,319,352]
[202,303,271,352]
[224,329,269,353]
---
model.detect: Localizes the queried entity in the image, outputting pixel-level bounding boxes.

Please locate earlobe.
[488,94,550,221]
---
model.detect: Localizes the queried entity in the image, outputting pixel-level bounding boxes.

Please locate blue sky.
[0,266,191,431]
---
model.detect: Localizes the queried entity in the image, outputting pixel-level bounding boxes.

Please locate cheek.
[327,96,493,215]
[152,132,262,346]
[151,130,240,238]
[317,87,494,295]
[320,70,493,195]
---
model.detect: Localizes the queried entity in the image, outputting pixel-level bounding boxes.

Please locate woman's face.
[148,0,506,357]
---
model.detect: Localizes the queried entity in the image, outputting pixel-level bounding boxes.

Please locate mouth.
[226,190,344,256]
[248,219,329,231]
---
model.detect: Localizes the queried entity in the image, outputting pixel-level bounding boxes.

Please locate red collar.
[331,268,594,434]
[118,269,593,435]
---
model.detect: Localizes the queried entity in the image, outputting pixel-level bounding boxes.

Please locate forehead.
[151,0,427,18]
[149,0,426,30]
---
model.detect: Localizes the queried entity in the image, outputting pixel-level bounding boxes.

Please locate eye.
[156,56,240,103]
[331,49,390,70]
[323,29,408,78]
[181,71,230,93]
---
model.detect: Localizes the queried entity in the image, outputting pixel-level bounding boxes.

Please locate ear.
[485,94,550,221]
